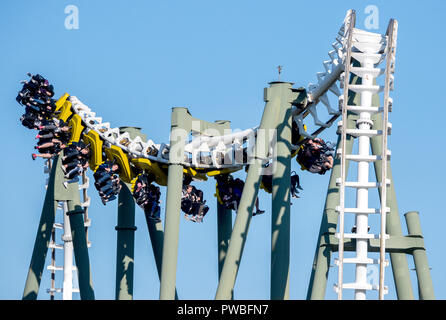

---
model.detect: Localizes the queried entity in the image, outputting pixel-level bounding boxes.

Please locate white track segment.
[291,9,354,144]
[334,17,398,299]
[45,160,92,300]
[68,11,356,170]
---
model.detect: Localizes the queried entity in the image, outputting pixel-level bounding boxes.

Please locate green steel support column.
[160,107,189,300]
[115,182,136,300]
[306,113,356,300]
[371,112,414,300]
[159,161,183,299]
[404,211,435,300]
[217,201,233,279]
[270,88,293,300]
[67,199,95,300]
[145,217,164,278]
[23,157,59,300]
[144,213,179,299]
[216,82,296,300]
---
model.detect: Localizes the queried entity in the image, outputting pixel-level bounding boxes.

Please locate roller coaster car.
[213,173,239,205]
[68,114,85,144]
[104,145,135,184]
[206,167,241,178]
[130,173,144,195]
[82,130,103,171]
[57,100,73,122]
[55,93,70,112]
[291,121,307,158]
[295,143,317,173]
[183,167,208,182]
[130,158,167,186]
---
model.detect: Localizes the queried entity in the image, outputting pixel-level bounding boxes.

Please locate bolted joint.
[61,234,72,242]
[66,208,84,216]
[115,226,137,231]
[356,118,374,127]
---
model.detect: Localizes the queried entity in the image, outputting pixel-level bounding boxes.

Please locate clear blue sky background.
[1,0,445,300]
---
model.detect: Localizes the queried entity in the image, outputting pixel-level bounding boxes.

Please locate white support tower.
[44,160,92,300]
[334,14,398,300]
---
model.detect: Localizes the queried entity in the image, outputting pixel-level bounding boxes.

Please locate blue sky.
[1,0,445,300]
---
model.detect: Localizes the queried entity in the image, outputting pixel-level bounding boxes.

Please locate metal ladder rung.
[336,232,375,240]
[84,218,92,227]
[335,282,389,293]
[345,105,383,114]
[48,242,64,250]
[336,149,391,161]
[336,232,390,240]
[53,223,64,230]
[46,288,81,294]
[348,84,384,94]
[78,182,90,190]
[335,257,389,266]
[47,265,78,272]
[336,257,376,265]
[47,266,63,271]
[349,151,391,161]
[336,179,391,188]
[344,129,381,137]
[336,206,390,214]
[345,154,379,162]
[81,198,91,208]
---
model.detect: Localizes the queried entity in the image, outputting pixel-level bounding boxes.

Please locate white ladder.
[334,17,398,300]
[45,160,92,300]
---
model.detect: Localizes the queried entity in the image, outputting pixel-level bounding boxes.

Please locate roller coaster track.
[60,10,355,181]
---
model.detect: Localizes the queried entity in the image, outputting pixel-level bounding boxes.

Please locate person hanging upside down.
[93,161,122,204]
[216,173,264,216]
[297,138,335,175]
[132,174,162,222]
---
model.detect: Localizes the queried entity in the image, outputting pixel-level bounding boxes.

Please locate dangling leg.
[253,197,265,216]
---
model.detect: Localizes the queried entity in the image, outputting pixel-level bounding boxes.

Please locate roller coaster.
[19,10,434,300]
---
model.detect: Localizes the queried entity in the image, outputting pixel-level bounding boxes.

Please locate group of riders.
[17,73,91,188]
[16,73,118,202]
[17,73,68,160]
[133,173,162,222]
[16,73,336,222]
[93,161,122,205]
